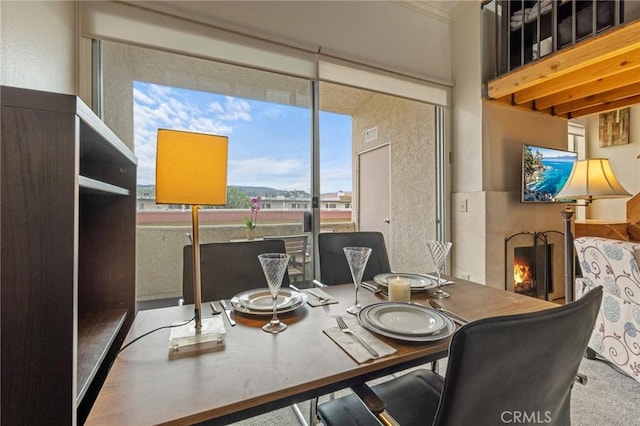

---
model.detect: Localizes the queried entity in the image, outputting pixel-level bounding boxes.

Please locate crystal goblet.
[427,240,453,299]
[258,253,291,333]
[343,246,372,314]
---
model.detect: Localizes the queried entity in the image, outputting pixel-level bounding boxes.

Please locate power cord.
[117,316,195,354]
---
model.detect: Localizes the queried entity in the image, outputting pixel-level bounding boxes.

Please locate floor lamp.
[554,158,630,304]
[156,129,228,350]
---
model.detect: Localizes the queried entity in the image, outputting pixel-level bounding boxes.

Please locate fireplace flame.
[514,259,532,285]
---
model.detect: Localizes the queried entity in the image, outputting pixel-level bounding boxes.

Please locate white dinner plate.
[230,288,308,316]
[364,303,446,335]
[236,287,298,311]
[374,273,437,291]
[358,302,456,342]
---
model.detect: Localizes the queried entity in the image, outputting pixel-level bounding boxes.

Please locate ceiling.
[119,1,640,119]
[390,0,466,21]
[486,19,640,119]
[126,1,465,81]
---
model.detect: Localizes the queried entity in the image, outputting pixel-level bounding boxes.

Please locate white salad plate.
[230,288,308,316]
[374,273,437,292]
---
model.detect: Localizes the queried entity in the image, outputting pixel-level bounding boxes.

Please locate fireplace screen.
[505,231,562,301]
[513,245,551,297]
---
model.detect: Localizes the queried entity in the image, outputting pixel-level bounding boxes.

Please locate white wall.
[0,1,76,93]
[451,1,483,194]
[450,1,572,298]
[582,105,640,220]
[450,2,486,283]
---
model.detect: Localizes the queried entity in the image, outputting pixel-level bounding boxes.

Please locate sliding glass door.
[101,41,316,305]
[99,40,442,307]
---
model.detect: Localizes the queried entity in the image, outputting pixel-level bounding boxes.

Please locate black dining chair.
[317,286,603,426]
[183,239,314,423]
[317,231,392,285]
[182,239,289,304]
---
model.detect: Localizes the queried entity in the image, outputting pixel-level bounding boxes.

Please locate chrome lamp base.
[168,316,226,354]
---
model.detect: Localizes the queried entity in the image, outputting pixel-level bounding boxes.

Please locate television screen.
[521,144,577,203]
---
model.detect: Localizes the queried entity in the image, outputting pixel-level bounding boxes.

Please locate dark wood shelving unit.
[1,86,137,425]
[76,309,127,404]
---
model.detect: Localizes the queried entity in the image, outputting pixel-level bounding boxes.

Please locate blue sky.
[133,82,352,193]
[526,144,577,160]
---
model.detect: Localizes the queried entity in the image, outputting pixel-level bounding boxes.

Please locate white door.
[358,144,390,251]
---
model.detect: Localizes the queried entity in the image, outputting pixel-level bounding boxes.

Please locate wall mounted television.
[521,144,577,203]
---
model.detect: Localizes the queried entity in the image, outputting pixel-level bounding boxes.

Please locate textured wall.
[352,93,436,272]
[0,1,76,93]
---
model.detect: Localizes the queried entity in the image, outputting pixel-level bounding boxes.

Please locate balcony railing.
[484,0,626,78]
[136,210,354,303]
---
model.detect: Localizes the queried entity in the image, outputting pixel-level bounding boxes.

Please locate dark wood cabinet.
[1,86,136,424]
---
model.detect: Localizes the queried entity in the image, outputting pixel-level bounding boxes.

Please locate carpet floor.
[230,357,640,426]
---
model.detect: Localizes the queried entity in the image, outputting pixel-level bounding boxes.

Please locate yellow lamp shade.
[555,158,630,201]
[156,129,228,205]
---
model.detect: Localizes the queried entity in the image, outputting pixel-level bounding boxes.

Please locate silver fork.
[336,316,379,358]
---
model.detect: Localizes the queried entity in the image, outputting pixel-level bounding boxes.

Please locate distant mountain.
[233,186,310,198]
[137,184,310,199]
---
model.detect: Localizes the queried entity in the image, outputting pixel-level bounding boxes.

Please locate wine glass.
[258,253,291,333]
[343,247,372,314]
[427,240,453,299]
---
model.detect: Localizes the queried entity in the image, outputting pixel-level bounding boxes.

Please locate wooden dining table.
[85,278,556,425]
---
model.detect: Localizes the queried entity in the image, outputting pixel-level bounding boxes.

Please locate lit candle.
[388,275,410,302]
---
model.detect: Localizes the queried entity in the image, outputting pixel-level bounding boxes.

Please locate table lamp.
[555,158,630,304]
[156,129,228,349]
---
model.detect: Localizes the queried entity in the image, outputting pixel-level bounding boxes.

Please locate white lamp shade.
[555,158,630,200]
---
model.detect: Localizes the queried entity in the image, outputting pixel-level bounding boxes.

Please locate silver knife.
[219,300,236,326]
[428,300,468,325]
[361,282,387,296]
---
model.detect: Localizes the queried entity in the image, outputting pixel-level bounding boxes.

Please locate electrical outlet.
[457,199,468,213]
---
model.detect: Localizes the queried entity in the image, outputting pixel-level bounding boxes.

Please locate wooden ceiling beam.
[554,82,640,115]
[513,48,640,104]
[569,94,640,118]
[535,68,640,110]
[487,19,640,99]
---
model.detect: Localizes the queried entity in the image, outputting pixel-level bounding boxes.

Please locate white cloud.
[209,102,224,114]
[132,82,351,191]
[229,157,310,189]
[320,166,352,193]
[133,88,155,106]
[134,83,253,183]
[232,157,304,177]
[262,105,287,119]
[218,97,252,122]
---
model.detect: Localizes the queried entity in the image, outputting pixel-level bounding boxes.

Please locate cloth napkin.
[304,288,339,307]
[324,318,396,364]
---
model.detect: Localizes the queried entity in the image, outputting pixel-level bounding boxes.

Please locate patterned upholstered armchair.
[574,236,640,383]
